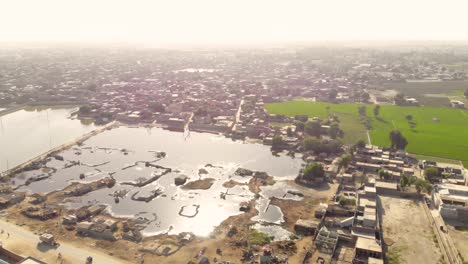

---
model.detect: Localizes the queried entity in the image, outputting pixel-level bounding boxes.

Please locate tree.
[424,167,441,182]
[295,121,305,132]
[328,123,342,139]
[294,115,308,122]
[271,135,284,150]
[400,174,417,190]
[405,114,413,122]
[303,163,325,181]
[305,121,321,138]
[354,139,366,149]
[378,169,392,181]
[361,92,370,102]
[149,102,165,113]
[286,127,293,137]
[338,154,352,171]
[303,137,342,154]
[328,89,338,100]
[79,105,92,115]
[389,130,408,150]
[359,173,368,185]
[394,93,405,105]
[304,137,321,152]
[358,106,367,117]
[373,105,380,117]
[414,179,432,194]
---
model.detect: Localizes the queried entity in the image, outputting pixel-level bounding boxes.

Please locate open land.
[382,80,468,107]
[379,196,443,264]
[265,100,468,167]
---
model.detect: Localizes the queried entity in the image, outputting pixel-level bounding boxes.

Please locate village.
[0,47,467,264]
[0,104,467,264]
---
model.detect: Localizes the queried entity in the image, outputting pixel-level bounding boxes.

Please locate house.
[354,237,383,263]
[337,173,354,184]
[355,162,381,173]
[62,215,78,225]
[294,219,320,235]
[0,192,26,208]
[450,100,465,109]
[434,184,468,222]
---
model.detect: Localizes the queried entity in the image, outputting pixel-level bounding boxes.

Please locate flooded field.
[0,107,98,172]
[11,126,303,237]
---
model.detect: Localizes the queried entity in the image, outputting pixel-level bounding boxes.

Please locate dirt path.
[0,219,128,264]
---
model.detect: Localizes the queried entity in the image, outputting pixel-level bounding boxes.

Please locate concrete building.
[434,184,468,222]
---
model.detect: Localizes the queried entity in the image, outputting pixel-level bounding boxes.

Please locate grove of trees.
[389,130,408,150]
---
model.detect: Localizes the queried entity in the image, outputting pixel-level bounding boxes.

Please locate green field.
[265,101,468,168]
[383,81,468,107]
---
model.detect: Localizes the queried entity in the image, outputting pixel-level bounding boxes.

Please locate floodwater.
[13,126,303,237]
[0,107,98,172]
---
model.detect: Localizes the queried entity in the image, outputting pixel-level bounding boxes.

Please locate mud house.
[77,220,117,241]
[0,192,25,209]
[294,219,320,235]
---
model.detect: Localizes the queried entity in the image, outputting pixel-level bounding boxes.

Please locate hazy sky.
[1,0,467,45]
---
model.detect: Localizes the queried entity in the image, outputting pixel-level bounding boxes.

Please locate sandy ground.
[271,181,338,232]
[0,217,128,264]
[446,223,468,261]
[380,196,443,264]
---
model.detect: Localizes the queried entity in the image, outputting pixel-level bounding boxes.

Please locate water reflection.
[13,127,303,237]
[0,107,98,172]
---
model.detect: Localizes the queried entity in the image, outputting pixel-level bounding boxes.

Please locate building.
[434,184,468,222]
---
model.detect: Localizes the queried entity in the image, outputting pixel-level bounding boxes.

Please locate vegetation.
[248,229,272,245]
[354,139,366,149]
[294,114,308,122]
[328,123,343,139]
[265,100,468,167]
[424,167,442,183]
[378,169,392,181]
[78,105,92,115]
[303,137,342,154]
[387,246,403,264]
[414,179,433,193]
[400,174,432,193]
[373,105,380,117]
[389,130,408,150]
[305,121,321,137]
[271,135,285,150]
[338,154,352,171]
[302,162,325,181]
[358,106,367,117]
[337,195,356,206]
[384,80,468,107]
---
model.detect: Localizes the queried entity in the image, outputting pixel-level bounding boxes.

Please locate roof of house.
[375,181,398,190]
[356,237,382,253]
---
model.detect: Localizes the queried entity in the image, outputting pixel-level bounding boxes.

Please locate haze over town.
[0,1,468,264]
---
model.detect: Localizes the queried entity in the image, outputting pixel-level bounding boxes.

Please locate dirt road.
[0,219,127,264]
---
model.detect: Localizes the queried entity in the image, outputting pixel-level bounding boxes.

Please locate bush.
[303,163,325,181]
[248,230,272,245]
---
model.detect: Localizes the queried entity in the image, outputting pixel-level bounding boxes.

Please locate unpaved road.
[0,219,127,264]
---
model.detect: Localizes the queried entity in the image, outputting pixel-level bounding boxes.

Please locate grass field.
[383,81,468,107]
[265,101,468,168]
[265,101,369,145]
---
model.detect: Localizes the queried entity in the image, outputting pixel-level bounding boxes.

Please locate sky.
[1,0,467,45]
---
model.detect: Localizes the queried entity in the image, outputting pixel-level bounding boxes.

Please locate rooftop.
[356,237,382,253]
